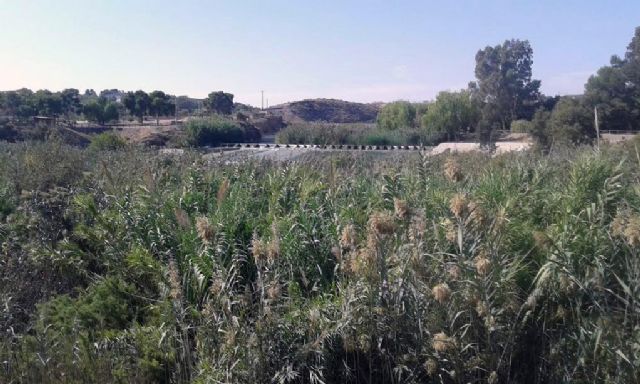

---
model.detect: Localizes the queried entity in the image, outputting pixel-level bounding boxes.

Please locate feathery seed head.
[340,224,357,250]
[533,231,551,250]
[196,216,215,244]
[449,193,467,219]
[424,359,438,376]
[167,260,182,301]
[432,283,451,304]
[476,300,489,317]
[174,208,190,229]
[210,276,224,296]
[432,332,456,352]
[441,218,457,243]
[409,210,427,241]
[267,222,280,263]
[623,214,640,247]
[267,283,281,300]
[475,256,491,276]
[369,211,396,236]
[611,210,627,237]
[216,178,230,205]
[466,200,485,227]
[444,158,463,182]
[394,198,409,219]
[251,234,267,264]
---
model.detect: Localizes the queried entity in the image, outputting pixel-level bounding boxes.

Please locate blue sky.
[2,0,639,106]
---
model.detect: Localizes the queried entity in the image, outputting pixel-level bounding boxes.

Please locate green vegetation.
[204,91,234,115]
[376,101,422,130]
[510,119,533,133]
[270,99,380,124]
[422,90,479,141]
[89,132,127,151]
[585,27,640,131]
[149,91,176,125]
[1,141,639,383]
[83,98,120,125]
[276,122,424,146]
[185,116,259,146]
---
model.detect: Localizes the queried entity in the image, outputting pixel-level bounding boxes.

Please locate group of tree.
[375,38,548,144]
[525,27,640,149]
[0,88,82,119]
[374,27,640,149]
[203,91,234,115]
[122,90,175,124]
[82,98,120,125]
[584,27,640,132]
[1,87,237,126]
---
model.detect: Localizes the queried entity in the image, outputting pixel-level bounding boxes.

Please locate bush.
[510,119,533,133]
[89,132,127,151]
[276,123,427,145]
[0,118,18,142]
[185,117,257,146]
[2,142,640,383]
[376,101,421,130]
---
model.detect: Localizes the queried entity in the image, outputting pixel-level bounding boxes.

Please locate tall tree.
[473,39,541,143]
[123,90,151,124]
[376,101,417,130]
[83,98,119,125]
[204,91,234,115]
[60,88,81,117]
[33,90,63,117]
[148,91,175,125]
[421,90,479,141]
[585,27,640,131]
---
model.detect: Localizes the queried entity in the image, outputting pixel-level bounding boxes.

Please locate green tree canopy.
[123,90,151,123]
[473,39,541,143]
[60,88,81,117]
[530,97,595,150]
[421,90,479,140]
[204,91,234,115]
[148,91,175,125]
[585,27,640,131]
[376,101,417,130]
[83,98,120,125]
[33,90,63,117]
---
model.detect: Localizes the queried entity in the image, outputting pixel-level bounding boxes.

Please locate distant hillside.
[268,99,380,124]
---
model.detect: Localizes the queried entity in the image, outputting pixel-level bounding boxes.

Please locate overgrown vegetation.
[185,117,260,146]
[89,131,127,151]
[276,122,428,146]
[1,140,639,383]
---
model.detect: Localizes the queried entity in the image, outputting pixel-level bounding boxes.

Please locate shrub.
[377,101,421,130]
[0,118,18,142]
[185,117,256,146]
[1,142,639,384]
[510,119,533,133]
[89,132,127,151]
[276,123,427,145]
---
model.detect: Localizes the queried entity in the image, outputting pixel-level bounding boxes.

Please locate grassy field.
[1,140,639,383]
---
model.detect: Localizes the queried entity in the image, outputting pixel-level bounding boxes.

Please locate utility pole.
[261,90,264,110]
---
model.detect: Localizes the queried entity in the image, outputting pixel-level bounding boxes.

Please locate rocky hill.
[268,99,380,124]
